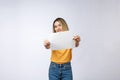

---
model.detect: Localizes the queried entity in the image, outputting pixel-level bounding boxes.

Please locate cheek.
[60,26,63,29]
[60,26,64,31]
[54,28,57,31]
[54,27,58,32]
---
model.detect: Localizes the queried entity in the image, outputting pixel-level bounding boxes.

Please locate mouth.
[56,29,63,32]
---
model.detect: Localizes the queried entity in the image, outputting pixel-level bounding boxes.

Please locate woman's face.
[54,21,63,32]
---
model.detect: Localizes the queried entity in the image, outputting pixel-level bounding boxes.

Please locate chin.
[57,31,63,32]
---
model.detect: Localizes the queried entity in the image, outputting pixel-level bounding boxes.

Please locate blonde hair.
[53,18,69,33]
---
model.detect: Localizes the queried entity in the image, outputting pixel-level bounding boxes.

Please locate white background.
[0,0,120,80]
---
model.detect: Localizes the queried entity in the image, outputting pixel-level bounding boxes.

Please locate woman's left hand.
[73,35,80,47]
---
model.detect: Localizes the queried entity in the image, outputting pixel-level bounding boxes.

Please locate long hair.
[53,18,69,33]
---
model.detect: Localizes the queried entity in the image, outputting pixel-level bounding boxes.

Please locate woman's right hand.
[43,40,50,49]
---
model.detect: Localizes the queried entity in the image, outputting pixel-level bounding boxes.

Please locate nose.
[55,26,62,32]
[56,26,61,29]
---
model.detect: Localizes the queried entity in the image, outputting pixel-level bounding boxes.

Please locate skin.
[44,21,80,49]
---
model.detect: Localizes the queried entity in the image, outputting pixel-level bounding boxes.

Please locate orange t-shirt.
[51,49,72,64]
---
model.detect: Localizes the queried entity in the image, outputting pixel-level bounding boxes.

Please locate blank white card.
[48,31,75,50]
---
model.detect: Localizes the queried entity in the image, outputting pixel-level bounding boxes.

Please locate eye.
[58,24,62,27]
[54,25,57,28]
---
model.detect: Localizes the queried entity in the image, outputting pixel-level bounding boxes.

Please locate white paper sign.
[48,31,75,50]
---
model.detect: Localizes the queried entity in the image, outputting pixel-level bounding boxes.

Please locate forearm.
[75,41,80,47]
